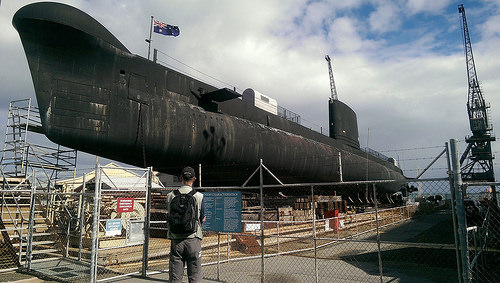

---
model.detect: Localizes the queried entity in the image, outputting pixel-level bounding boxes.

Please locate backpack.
[168,189,199,235]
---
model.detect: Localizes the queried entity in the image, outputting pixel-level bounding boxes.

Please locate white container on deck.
[242,88,278,115]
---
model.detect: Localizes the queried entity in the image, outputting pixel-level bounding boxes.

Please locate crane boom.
[459,4,490,134]
[325,55,338,100]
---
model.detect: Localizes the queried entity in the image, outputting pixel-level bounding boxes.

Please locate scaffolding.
[1,99,77,182]
[0,98,78,270]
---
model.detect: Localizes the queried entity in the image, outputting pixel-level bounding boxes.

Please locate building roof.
[57,162,164,191]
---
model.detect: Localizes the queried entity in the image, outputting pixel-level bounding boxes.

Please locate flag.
[153,20,180,37]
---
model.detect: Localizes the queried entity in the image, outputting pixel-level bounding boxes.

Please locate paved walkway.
[108,211,457,283]
[3,211,458,282]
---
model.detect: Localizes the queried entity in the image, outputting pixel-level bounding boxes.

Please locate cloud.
[328,17,381,54]
[368,1,402,33]
[405,0,453,15]
[480,14,500,38]
[295,1,334,36]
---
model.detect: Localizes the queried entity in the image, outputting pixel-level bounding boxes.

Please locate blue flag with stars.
[153,20,180,37]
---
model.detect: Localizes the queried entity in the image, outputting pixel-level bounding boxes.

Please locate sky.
[1,0,500,180]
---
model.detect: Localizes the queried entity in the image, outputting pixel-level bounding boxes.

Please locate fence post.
[217,232,221,281]
[277,219,280,254]
[336,209,339,240]
[18,217,24,265]
[450,139,471,283]
[78,175,86,261]
[142,167,153,277]
[259,159,265,283]
[447,141,463,283]
[355,213,358,235]
[226,233,230,260]
[311,185,318,283]
[26,171,36,270]
[66,216,71,257]
[48,180,54,224]
[373,184,383,283]
[1,186,3,218]
[90,165,101,283]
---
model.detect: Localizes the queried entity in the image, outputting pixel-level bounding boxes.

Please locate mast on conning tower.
[325,55,338,100]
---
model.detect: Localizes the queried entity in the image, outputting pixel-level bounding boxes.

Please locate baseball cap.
[181,166,195,179]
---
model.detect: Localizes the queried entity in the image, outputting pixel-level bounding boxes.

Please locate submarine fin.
[201,88,241,102]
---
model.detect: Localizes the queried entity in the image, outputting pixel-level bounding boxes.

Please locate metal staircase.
[0,99,78,270]
[0,183,59,268]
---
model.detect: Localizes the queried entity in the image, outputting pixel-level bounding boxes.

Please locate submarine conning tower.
[329,98,360,148]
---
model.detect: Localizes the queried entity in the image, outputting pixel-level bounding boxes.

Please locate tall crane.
[458,4,496,184]
[325,55,338,100]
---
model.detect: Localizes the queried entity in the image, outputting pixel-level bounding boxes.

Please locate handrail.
[0,169,36,237]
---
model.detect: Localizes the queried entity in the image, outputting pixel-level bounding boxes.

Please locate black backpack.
[168,189,198,235]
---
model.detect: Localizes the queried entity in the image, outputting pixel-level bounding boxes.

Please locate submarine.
[13,2,406,192]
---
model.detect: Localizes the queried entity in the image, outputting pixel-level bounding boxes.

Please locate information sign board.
[105,219,122,236]
[202,192,242,233]
[117,198,134,213]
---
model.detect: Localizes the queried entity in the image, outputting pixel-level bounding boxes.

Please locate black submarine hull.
[13,2,405,190]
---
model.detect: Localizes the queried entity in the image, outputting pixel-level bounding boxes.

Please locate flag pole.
[146,16,154,60]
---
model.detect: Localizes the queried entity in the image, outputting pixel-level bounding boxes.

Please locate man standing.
[166,166,205,283]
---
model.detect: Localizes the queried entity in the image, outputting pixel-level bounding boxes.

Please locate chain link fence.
[461,182,500,283]
[90,166,151,281]
[197,179,449,283]
[1,173,95,280]
[2,160,498,282]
